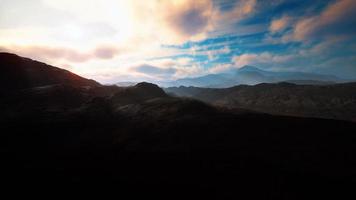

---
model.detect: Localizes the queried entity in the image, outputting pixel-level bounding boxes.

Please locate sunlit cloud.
[291,0,356,41]
[232,52,293,68]
[269,16,291,33]
[0,0,355,81]
[127,57,205,81]
[208,63,233,73]
[0,0,257,82]
[0,45,121,63]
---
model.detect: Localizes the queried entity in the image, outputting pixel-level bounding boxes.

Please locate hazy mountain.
[1,53,356,198]
[279,79,336,85]
[237,66,340,84]
[163,65,342,88]
[115,81,138,87]
[165,73,234,87]
[166,82,356,121]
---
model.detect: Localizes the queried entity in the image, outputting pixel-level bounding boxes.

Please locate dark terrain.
[166,82,356,121]
[1,53,356,199]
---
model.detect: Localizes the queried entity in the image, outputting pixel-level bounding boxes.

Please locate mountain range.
[161,65,343,87]
[1,52,356,198]
[166,82,356,121]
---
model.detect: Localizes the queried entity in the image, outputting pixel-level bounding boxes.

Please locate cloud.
[298,35,350,56]
[130,0,257,44]
[232,52,293,68]
[0,0,261,83]
[208,63,233,73]
[133,64,177,76]
[128,58,204,80]
[160,0,213,38]
[11,1,356,82]
[206,46,231,60]
[269,16,290,33]
[214,0,256,23]
[292,0,356,41]
[1,45,121,63]
[127,0,215,44]
[94,46,120,59]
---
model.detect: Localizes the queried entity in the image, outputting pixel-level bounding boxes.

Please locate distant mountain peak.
[238,65,263,72]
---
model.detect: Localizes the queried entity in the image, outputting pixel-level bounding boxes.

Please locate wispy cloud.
[291,0,356,41]
[269,16,291,33]
[232,52,293,68]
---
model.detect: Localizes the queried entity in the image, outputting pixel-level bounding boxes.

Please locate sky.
[0,0,356,83]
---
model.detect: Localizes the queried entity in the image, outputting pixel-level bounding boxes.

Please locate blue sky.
[0,0,356,83]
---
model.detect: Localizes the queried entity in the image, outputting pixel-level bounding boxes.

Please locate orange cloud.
[292,0,356,41]
[129,0,257,44]
[213,0,256,23]
[270,16,290,33]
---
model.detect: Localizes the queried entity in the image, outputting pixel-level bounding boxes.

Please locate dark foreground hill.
[1,53,356,199]
[0,52,99,93]
[166,82,356,121]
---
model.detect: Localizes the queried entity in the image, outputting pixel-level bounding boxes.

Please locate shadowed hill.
[111,82,168,106]
[0,52,99,92]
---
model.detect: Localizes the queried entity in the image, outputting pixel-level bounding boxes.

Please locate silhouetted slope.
[166,82,356,121]
[0,52,99,92]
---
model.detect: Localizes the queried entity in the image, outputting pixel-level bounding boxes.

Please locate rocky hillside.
[166,82,356,121]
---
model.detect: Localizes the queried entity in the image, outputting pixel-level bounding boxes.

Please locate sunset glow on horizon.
[1,0,355,83]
